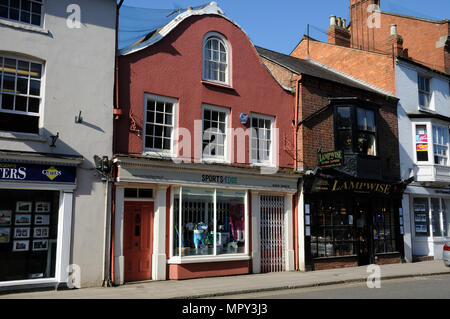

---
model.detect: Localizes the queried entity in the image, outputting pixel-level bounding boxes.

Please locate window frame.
[412,196,450,240]
[201,104,230,163]
[413,121,450,166]
[250,113,274,166]
[142,93,178,157]
[202,32,231,86]
[333,103,379,157]
[418,75,431,109]
[432,125,449,166]
[169,186,249,262]
[0,53,45,135]
[0,0,45,28]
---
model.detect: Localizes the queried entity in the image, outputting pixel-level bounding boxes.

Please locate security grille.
[260,195,285,273]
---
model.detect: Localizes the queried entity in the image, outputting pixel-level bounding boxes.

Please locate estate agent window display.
[0,190,59,282]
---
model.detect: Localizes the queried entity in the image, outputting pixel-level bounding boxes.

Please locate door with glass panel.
[260,195,285,273]
[124,202,154,282]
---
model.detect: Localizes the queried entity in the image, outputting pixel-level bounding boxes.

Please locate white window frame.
[202,32,231,86]
[201,104,230,164]
[168,186,249,263]
[142,93,177,157]
[413,122,432,164]
[0,54,44,134]
[432,125,449,166]
[0,0,44,28]
[418,75,431,109]
[413,196,450,241]
[250,113,274,166]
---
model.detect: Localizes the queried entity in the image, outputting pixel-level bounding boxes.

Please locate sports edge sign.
[0,162,76,184]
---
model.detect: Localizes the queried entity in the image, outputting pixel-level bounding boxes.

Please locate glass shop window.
[173,188,246,258]
[413,198,430,237]
[310,199,356,258]
[373,200,397,254]
[0,190,59,282]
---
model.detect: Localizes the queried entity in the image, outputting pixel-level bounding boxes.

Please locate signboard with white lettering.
[0,163,76,184]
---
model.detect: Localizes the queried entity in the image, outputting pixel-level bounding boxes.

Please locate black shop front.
[303,174,407,271]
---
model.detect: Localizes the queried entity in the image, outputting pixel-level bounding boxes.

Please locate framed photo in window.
[0,228,11,243]
[34,215,50,226]
[13,240,29,252]
[33,227,49,238]
[14,227,30,239]
[16,202,32,213]
[35,202,51,213]
[15,214,32,226]
[0,210,12,226]
[32,240,48,251]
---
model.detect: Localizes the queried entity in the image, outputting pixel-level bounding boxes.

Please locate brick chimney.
[387,24,405,57]
[327,15,351,47]
[349,0,380,50]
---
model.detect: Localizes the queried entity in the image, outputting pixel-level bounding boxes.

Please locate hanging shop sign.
[318,150,343,168]
[310,177,403,196]
[0,162,76,184]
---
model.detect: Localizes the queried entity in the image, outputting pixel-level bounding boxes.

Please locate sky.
[119,0,450,55]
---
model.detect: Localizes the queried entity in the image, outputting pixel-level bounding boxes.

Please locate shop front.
[302,174,406,271]
[402,186,450,261]
[112,157,298,283]
[0,153,81,290]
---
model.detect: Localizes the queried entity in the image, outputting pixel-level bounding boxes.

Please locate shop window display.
[173,188,246,258]
[310,199,356,258]
[0,190,59,282]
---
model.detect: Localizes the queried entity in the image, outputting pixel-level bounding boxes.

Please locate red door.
[124,202,154,282]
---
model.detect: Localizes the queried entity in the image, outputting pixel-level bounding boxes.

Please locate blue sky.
[119,0,450,54]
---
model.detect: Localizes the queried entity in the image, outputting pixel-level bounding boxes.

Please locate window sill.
[0,131,47,142]
[168,254,251,264]
[201,80,234,90]
[0,19,48,35]
[142,150,175,160]
[201,158,231,165]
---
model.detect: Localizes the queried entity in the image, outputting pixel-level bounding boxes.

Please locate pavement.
[1,260,450,299]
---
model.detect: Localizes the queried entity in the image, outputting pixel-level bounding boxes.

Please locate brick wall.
[291,39,396,95]
[299,74,400,180]
[348,0,449,73]
[313,257,358,270]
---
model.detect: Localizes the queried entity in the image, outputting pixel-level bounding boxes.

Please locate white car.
[444,243,450,267]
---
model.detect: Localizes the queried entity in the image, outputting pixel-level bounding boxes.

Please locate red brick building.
[257,46,406,271]
[111,3,298,284]
[327,0,449,73]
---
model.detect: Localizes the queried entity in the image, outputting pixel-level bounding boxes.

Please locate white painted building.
[396,57,450,262]
[0,0,116,290]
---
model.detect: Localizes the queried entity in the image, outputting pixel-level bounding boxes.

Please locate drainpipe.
[294,75,302,270]
[110,0,125,286]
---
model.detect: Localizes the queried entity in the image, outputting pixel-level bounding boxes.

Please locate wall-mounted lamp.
[50,132,59,147]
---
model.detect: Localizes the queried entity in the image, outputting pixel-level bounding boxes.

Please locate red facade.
[117,14,295,168]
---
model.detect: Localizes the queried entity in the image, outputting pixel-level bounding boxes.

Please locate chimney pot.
[336,17,342,28]
[330,15,337,26]
[390,24,397,36]
[342,18,346,28]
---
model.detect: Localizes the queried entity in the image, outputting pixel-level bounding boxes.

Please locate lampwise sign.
[318,150,343,168]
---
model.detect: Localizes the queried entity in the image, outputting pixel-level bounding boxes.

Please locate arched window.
[203,33,229,84]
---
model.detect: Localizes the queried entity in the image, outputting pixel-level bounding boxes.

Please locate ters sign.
[0,163,76,184]
[318,150,343,168]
